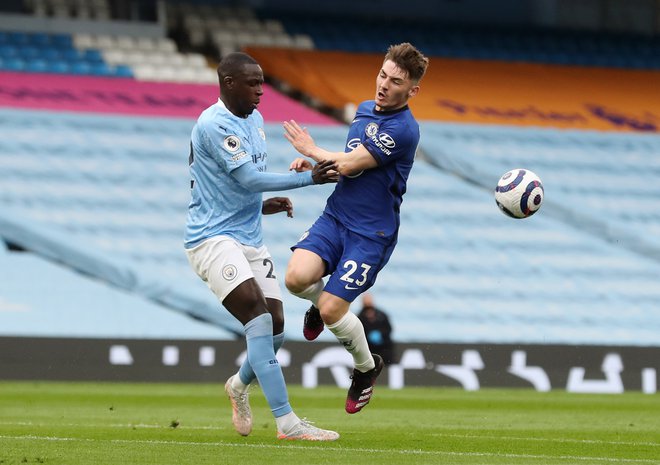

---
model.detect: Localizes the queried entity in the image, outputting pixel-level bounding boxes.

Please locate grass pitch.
[0,381,658,465]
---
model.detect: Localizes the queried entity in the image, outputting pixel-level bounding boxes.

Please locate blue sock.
[239,332,285,385]
[244,314,292,418]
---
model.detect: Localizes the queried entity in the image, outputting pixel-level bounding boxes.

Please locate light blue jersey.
[185,99,268,248]
[185,99,314,249]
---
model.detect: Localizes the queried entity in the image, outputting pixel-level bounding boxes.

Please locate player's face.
[374,60,419,112]
[232,64,264,116]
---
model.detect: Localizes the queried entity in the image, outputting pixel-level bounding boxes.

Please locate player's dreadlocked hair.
[384,43,429,83]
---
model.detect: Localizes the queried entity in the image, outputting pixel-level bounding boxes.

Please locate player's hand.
[311,160,339,184]
[262,197,293,218]
[283,120,316,157]
[289,157,313,172]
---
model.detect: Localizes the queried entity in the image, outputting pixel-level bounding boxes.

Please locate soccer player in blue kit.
[185,52,339,440]
[283,43,429,414]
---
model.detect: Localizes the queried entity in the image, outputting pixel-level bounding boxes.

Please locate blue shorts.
[292,213,397,302]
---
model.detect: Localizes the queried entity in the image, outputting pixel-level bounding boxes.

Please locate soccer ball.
[494,169,544,219]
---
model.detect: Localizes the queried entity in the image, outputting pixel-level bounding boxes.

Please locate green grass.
[0,382,659,465]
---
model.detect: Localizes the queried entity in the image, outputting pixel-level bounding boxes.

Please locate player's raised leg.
[285,248,327,340]
[317,291,384,413]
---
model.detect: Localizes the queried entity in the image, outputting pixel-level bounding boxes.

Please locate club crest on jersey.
[258,128,266,140]
[223,135,241,152]
[222,264,238,281]
[365,123,378,137]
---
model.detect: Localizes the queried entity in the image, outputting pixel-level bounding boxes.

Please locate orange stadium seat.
[245,46,660,132]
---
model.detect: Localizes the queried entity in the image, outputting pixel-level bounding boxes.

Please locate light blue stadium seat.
[114,64,133,78]
[69,61,91,75]
[45,60,70,74]
[1,57,24,71]
[83,49,104,63]
[50,34,73,49]
[0,32,117,77]
[7,32,30,46]
[0,252,232,339]
[24,58,48,72]
[1,109,660,344]
[89,62,112,76]
[19,45,41,59]
[265,124,660,344]
[40,47,62,60]
[60,48,81,61]
[29,32,51,47]
[0,44,19,58]
[419,122,660,254]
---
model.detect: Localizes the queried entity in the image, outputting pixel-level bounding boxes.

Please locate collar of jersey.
[373,103,410,116]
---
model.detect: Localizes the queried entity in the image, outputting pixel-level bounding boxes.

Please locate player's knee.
[223,280,269,324]
[284,266,307,293]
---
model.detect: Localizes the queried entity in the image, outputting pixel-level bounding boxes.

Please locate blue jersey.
[324,100,419,243]
[185,99,268,249]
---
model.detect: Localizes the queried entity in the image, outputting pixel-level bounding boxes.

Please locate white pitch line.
[429,432,660,448]
[1,421,658,448]
[0,421,222,430]
[0,435,658,464]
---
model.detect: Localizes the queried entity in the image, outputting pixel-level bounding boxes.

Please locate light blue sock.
[238,332,285,386]
[244,314,292,418]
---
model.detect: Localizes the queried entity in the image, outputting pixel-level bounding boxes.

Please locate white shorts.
[185,235,282,304]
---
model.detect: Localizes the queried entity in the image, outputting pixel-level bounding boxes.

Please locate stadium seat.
[250,9,660,70]
[2,57,25,71]
[0,251,233,339]
[1,107,659,344]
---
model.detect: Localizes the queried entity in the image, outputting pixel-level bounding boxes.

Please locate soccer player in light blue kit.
[283,43,429,414]
[185,52,339,441]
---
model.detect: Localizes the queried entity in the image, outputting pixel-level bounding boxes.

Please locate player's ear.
[223,75,234,89]
[408,85,420,98]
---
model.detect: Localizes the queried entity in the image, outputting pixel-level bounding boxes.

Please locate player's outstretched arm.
[231,158,336,193]
[283,120,377,176]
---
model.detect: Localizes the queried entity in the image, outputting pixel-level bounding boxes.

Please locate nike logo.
[344,285,359,290]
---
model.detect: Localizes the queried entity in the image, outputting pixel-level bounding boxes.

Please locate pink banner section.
[0,71,338,124]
